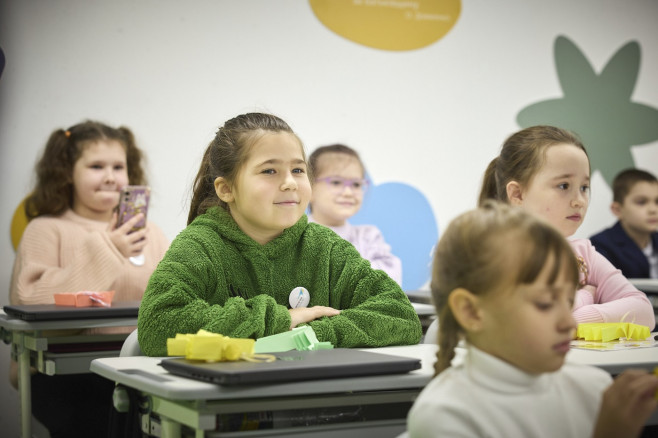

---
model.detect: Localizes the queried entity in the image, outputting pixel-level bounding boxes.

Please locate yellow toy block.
[186,334,227,361]
[166,330,255,362]
[224,339,255,361]
[166,333,193,356]
[576,322,650,342]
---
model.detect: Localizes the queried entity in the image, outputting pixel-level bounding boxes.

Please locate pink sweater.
[10,209,169,306]
[570,238,655,330]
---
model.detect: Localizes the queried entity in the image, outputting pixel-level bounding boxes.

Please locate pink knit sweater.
[307,215,402,285]
[570,238,655,330]
[10,209,169,306]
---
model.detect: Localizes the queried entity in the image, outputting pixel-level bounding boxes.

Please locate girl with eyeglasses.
[308,144,402,285]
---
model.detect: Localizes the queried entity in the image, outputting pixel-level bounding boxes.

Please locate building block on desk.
[576,322,650,342]
[167,330,255,362]
[54,290,115,307]
[254,326,333,353]
[166,334,191,356]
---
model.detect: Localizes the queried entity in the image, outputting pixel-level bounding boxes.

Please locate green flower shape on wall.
[517,36,658,186]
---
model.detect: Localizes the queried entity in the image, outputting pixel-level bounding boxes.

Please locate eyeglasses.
[315,176,369,194]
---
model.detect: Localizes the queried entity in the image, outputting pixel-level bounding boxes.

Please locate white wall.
[1,0,657,434]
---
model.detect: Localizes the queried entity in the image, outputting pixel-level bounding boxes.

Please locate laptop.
[3,301,140,321]
[159,348,421,386]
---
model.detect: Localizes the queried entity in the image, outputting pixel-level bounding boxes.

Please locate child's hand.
[107,212,148,258]
[289,306,340,330]
[593,369,658,438]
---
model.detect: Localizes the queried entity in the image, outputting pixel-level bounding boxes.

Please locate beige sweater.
[10,209,169,306]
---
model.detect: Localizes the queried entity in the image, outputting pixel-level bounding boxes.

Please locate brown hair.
[25,120,146,219]
[308,143,364,182]
[188,113,303,225]
[612,168,658,204]
[478,126,588,206]
[431,201,579,375]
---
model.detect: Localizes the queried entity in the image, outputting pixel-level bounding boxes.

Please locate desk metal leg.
[160,417,182,438]
[16,332,32,438]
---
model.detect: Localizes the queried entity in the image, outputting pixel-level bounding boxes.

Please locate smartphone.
[116,185,150,232]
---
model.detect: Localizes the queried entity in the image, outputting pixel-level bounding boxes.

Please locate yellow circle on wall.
[309,0,461,51]
[10,198,29,251]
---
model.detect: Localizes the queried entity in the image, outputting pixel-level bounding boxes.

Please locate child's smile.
[71,140,128,221]
[220,132,311,245]
[311,153,365,227]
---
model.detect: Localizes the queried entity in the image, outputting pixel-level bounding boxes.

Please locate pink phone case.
[117,185,150,232]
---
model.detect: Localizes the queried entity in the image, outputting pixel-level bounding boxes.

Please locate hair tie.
[576,256,589,287]
[64,130,71,138]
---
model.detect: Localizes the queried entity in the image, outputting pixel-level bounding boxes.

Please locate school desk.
[410,301,436,332]
[630,278,658,293]
[91,344,439,438]
[567,342,658,374]
[90,342,658,438]
[630,278,658,324]
[405,289,432,305]
[0,307,138,438]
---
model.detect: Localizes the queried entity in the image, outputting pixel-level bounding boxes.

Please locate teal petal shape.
[517,36,658,185]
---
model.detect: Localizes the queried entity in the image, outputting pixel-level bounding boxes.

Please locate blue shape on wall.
[350,180,438,291]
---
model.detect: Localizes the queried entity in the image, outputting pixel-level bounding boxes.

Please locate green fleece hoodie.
[138,207,421,356]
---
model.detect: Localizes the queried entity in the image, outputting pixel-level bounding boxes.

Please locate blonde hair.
[431,201,579,375]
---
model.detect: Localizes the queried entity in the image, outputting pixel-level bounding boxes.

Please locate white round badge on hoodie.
[289,287,310,308]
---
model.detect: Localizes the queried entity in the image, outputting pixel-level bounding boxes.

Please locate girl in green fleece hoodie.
[138,113,422,356]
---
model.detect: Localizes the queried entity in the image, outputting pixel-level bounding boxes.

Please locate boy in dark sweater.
[590,168,658,279]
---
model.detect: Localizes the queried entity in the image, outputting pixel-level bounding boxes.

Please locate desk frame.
[92,341,658,438]
[143,389,417,438]
[92,345,439,438]
[0,313,137,438]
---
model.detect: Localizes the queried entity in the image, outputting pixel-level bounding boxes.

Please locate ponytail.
[434,306,461,375]
[188,143,220,225]
[478,157,500,206]
[26,129,77,219]
[119,127,146,186]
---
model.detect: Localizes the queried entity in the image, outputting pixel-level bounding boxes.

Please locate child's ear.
[610,201,622,218]
[448,288,485,332]
[214,177,234,203]
[506,181,524,206]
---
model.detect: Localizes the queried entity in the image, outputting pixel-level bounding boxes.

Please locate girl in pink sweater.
[9,120,169,438]
[308,144,402,285]
[479,125,654,330]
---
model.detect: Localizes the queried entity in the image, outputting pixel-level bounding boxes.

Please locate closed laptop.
[3,301,140,321]
[160,348,421,386]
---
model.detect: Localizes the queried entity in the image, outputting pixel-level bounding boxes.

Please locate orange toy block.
[54,290,115,307]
